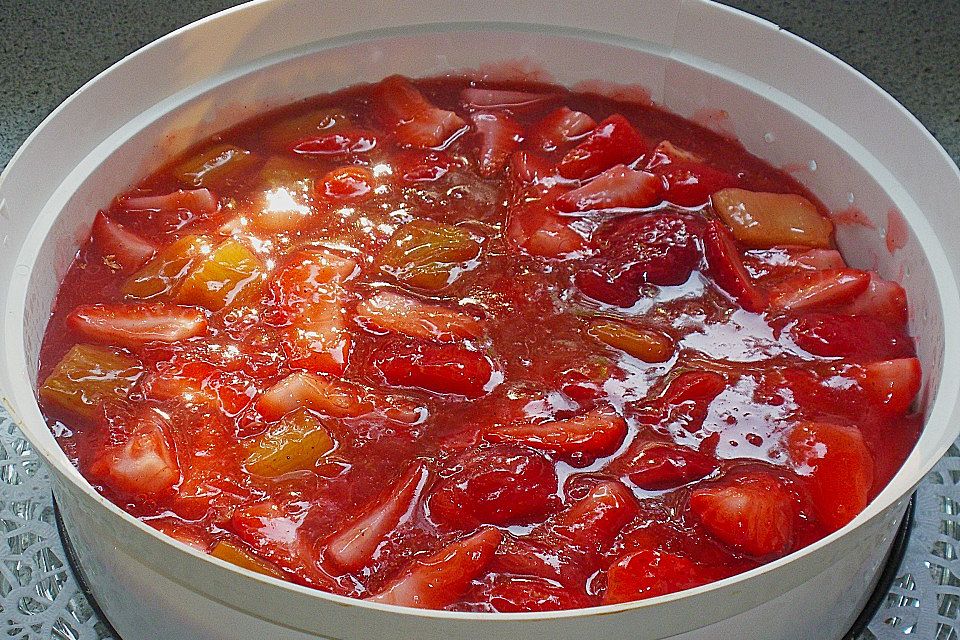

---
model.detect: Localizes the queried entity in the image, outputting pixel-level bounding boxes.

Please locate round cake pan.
[1,1,959,639]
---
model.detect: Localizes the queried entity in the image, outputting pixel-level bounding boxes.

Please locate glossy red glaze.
[37,75,922,611]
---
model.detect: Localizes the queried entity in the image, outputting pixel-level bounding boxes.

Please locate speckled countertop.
[0,0,957,167]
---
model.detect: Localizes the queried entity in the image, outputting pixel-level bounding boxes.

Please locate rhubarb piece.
[39,344,142,419]
[712,188,833,248]
[245,409,336,476]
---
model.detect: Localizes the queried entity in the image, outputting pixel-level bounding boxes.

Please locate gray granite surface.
[0,0,958,168]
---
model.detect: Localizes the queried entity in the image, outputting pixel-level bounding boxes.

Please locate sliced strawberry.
[839,273,909,326]
[292,129,377,156]
[395,150,453,182]
[89,409,179,496]
[554,165,660,212]
[575,213,703,306]
[664,371,727,405]
[603,550,705,603]
[860,358,922,416]
[356,290,483,343]
[483,575,587,612]
[367,528,502,608]
[484,409,627,464]
[644,140,703,169]
[91,212,157,271]
[373,75,467,148]
[551,480,638,552]
[656,371,727,434]
[460,87,553,110]
[689,472,794,557]
[788,313,915,360]
[273,250,357,374]
[769,268,870,311]
[793,248,846,270]
[67,303,207,347]
[317,166,374,201]
[557,114,648,179]
[372,340,497,398]
[230,499,336,589]
[654,161,739,207]
[506,188,586,258]
[508,151,554,188]
[530,107,597,152]
[788,421,874,531]
[121,188,218,216]
[325,462,431,572]
[470,111,523,178]
[429,445,558,528]
[702,219,766,312]
[272,249,357,312]
[281,302,351,374]
[257,371,374,421]
[624,443,718,490]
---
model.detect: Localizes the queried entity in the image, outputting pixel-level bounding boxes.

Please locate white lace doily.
[1,408,955,639]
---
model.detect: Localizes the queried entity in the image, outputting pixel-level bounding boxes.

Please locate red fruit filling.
[37,75,923,612]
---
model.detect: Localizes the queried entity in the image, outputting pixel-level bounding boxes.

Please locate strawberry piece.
[654,371,727,434]
[860,358,922,416]
[530,107,597,152]
[121,188,218,216]
[624,444,718,490]
[367,528,502,608]
[654,161,739,207]
[429,445,558,528]
[788,313,915,360]
[356,290,483,343]
[460,87,553,110]
[272,250,357,374]
[575,213,703,306]
[317,166,374,201]
[373,75,467,148]
[230,499,337,589]
[257,371,374,421]
[508,151,554,188]
[396,150,453,182]
[91,212,157,271]
[483,575,587,612]
[372,339,497,398]
[769,268,871,311]
[506,188,586,258]
[644,140,703,168]
[281,303,351,374]
[292,129,377,156]
[325,463,431,572]
[603,550,705,603]
[273,250,357,311]
[471,111,523,177]
[840,273,909,325]
[557,114,648,179]
[702,219,766,312]
[89,410,180,496]
[664,370,727,405]
[484,409,627,464]
[67,303,207,347]
[793,248,846,270]
[689,473,794,557]
[554,165,660,212]
[788,421,874,531]
[552,480,638,551]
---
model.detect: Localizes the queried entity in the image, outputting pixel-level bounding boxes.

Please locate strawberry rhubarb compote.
[37,76,922,611]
